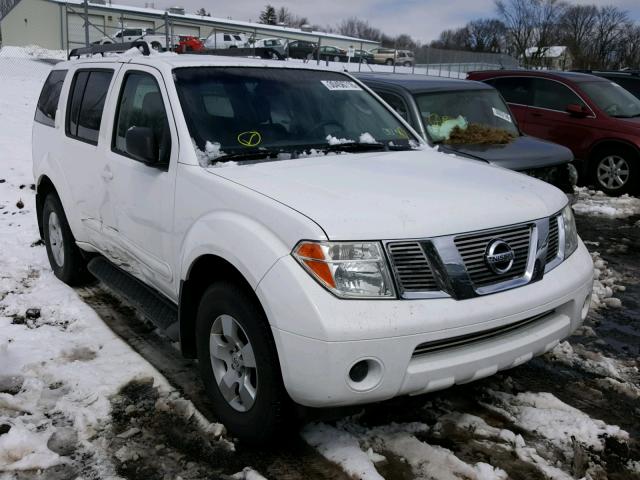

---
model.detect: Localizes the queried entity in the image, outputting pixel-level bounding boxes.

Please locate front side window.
[416,89,519,144]
[113,72,171,164]
[223,34,231,41]
[532,78,585,111]
[173,67,419,163]
[66,69,113,144]
[486,77,533,106]
[579,80,640,118]
[35,69,67,127]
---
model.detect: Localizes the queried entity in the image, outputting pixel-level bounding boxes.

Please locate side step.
[87,257,179,341]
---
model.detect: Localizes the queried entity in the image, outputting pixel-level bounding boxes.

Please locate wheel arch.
[179,254,263,358]
[588,139,640,166]
[35,175,59,240]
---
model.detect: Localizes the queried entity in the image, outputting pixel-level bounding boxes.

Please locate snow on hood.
[205,149,568,240]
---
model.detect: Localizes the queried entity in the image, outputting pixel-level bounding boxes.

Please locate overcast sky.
[118,0,640,43]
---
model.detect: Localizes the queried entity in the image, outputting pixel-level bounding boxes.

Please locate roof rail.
[68,41,151,60]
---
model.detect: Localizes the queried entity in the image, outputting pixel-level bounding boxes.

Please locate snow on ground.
[586,247,624,309]
[572,186,640,218]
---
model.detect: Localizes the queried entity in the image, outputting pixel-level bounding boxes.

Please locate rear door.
[59,66,116,247]
[483,76,533,130]
[100,65,178,298]
[526,78,596,158]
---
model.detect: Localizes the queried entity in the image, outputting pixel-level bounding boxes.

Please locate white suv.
[32,51,594,443]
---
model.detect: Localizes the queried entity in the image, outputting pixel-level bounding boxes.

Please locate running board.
[87,257,179,341]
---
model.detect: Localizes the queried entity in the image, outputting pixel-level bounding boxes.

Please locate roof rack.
[68,41,151,60]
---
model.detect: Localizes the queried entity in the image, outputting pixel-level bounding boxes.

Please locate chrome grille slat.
[412,310,554,357]
[386,242,439,293]
[455,224,532,288]
[546,215,560,263]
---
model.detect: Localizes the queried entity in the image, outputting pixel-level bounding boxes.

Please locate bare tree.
[591,6,629,68]
[495,0,565,66]
[467,19,507,52]
[618,24,640,69]
[275,6,308,28]
[336,18,382,42]
[559,5,597,68]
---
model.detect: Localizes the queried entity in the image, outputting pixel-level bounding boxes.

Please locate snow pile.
[326,134,354,145]
[0,420,62,471]
[359,132,377,144]
[304,422,508,480]
[486,391,628,456]
[0,45,66,60]
[572,187,640,218]
[547,341,638,382]
[589,249,624,309]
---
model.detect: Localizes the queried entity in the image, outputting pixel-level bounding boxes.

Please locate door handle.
[101,167,113,181]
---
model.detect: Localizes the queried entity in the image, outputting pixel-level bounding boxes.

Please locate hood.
[440,135,574,171]
[207,149,568,240]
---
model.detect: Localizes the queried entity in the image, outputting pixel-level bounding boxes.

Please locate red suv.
[468,70,640,195]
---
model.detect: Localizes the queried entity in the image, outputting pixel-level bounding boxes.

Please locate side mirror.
[125,126,157,165]
[566,104,589,117]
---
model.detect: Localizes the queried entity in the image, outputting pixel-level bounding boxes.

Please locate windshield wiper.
[211,148,283,162]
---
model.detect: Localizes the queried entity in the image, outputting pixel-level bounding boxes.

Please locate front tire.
[42,194,89,285]
[590,146,638,196]
[196,282,290,443]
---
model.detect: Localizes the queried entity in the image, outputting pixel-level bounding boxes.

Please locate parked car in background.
[286,40,316,60]
[176,35,204,53]
[352,49,374,64]
[571,70,640,100]
[356,73,575,191]
[98,28,171,51]
[251,38,287,58]
[468,70,640,195]
[204,31,248,49]
[317,45,347,62]
[369,48,415,66]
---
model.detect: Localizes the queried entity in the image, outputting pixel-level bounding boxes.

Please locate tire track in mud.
[77,285,352,480]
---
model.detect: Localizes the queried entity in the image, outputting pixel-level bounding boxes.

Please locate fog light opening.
[581,294,591,320]
[349,360,369,383]
[346,358,383,392]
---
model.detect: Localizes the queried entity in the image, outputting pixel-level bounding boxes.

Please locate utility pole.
[83,0,90,47]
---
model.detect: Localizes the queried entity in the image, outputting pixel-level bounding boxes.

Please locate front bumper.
[256,241,593,407]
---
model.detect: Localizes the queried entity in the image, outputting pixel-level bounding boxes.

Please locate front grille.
[455,224,532,288]
[412,310,553,357]
[386,241,438,293]
[546,215,560,262]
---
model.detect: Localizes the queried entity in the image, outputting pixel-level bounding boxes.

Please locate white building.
[0,0,378,52]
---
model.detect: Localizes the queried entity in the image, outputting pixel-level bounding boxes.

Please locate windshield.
[579,81,640,118]
[173,67,417,162]
[415,89,519,145]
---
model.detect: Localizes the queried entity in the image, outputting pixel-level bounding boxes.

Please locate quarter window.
[66,69,113,144]
[486,77,533,106]
[35,69,67,127]
[377,91,409,120]
[113,71,171,165]
[532,78,586,111]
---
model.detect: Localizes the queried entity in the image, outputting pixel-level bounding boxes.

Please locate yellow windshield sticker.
[395,127,409,139]
[237,130,262,147]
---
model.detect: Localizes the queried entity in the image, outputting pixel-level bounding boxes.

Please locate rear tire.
[42,194,90,286]
[590,145,638,196]
[385,58,394,66]
[196,281,291,444]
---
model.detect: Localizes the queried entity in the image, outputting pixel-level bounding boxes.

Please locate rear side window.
[532,78,586,111]
[66,69,113,145]
[35,70,67,127]
[486,77,533,106]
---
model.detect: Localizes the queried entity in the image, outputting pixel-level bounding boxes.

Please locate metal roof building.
[0,0,379,52]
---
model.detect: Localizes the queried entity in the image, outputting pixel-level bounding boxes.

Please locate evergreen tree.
[259,5,277,25]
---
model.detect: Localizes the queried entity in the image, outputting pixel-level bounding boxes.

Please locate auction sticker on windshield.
[492,107,512,123]
[321,80,362,91]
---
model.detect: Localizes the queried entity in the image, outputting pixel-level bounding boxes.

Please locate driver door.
[525,77,597,157]
[100,65,179,300]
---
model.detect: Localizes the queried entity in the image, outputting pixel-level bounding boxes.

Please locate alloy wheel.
[209,314,258,412]
[597,155,630,190]
[48,211,65,267]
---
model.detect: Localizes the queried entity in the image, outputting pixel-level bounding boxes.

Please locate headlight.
[562,204,578,258]
[293,241,395,298]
